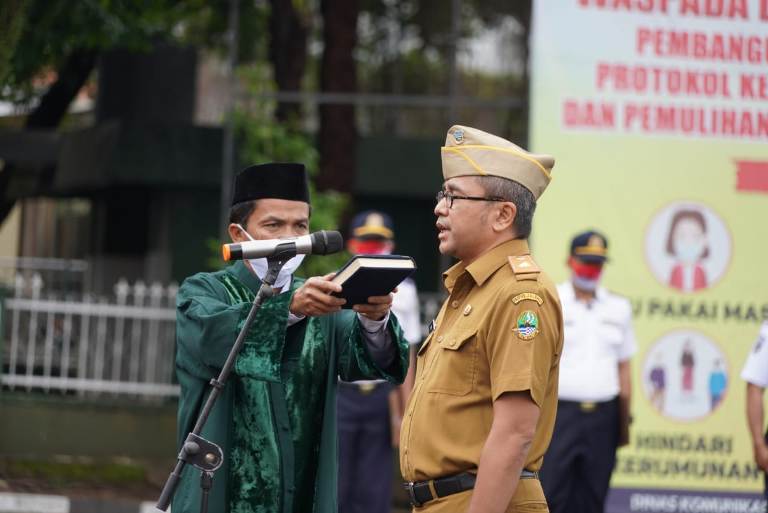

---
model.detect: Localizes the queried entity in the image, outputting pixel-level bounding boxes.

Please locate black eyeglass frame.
[435,190,506,209]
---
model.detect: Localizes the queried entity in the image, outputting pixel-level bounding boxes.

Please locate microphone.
[222,230,344,261]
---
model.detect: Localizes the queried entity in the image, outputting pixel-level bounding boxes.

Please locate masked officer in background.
[338,210,422,513]
[400,125,564,513]
[540,230,636,513]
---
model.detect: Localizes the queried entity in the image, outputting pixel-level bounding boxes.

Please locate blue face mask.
[235,224,305,290]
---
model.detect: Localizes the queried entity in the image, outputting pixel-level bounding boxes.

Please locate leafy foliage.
[1,0,208,103]
[0,0,29,85]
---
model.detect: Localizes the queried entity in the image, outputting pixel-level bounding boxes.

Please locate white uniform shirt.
[391,278,422,345]
[741,321,768,388]
[557,282,637,402]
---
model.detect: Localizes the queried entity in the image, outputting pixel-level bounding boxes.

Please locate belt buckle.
[358,383,376,395]
[580,401,596,412]
[404,482,422,507]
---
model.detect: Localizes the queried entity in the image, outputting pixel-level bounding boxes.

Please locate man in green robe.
[173,163,409,513]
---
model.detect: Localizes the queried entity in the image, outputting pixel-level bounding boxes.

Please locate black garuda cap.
[231,163,310,206]
[570,230,608,264]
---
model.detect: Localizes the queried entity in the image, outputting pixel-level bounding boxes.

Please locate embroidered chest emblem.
[516,310,539,340]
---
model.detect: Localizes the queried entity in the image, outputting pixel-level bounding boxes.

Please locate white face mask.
[674,239,706,264]
[572,274,599,292]
[236,224,305,290]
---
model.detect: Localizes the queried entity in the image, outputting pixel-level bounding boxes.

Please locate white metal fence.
[0,273,445,400]
[1,273,179,398]
[0,256,89,294]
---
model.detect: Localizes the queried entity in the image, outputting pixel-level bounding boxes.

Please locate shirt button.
[437,335,444,342]
[451,300,459,308]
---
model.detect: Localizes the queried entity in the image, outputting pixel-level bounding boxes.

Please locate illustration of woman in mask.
[666,209,709,292]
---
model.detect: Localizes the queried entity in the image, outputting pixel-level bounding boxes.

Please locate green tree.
[0,0,29,84]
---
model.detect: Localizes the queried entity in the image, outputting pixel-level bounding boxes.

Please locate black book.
[331,255,416,307]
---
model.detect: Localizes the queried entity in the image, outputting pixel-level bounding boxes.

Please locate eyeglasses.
[435,190,506,209]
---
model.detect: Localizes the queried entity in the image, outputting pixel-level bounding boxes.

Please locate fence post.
[24,273,43,391]
[60,293,74,391]
[7,274,24,389]
[129,281,147,384]
[0,282,6,395]
[76,291,92,397]
[163,282,179,384]
[112,279,130,384]
[42,290,56,392]
[145,282,164,385]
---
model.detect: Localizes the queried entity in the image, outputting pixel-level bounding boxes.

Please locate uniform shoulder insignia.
[512,292,544,305]
[508,255,541,280]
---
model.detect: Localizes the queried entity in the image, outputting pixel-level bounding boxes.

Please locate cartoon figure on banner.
[644,201,731,294]
[680,340,695,395]
[708,359,727,410]
[648,355,666,412]
[642,330,728,421]
[666,209,709,292]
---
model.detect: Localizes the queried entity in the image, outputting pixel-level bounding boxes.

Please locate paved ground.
[0,480,410,513]
[0,457,411,513]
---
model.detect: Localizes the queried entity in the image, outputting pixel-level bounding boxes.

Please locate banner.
[530,1,768,512]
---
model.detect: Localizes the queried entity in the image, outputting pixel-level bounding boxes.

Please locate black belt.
[403,470,538,507]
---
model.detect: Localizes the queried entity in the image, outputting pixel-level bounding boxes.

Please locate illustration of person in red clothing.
[666,209,709,292]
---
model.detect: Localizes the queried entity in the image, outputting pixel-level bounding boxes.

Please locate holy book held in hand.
[331,255,416,307]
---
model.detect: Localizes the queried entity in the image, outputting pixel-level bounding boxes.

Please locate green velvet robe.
[173,261,409,513]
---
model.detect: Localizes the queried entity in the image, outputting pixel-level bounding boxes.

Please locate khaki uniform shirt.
[400,239,564,487]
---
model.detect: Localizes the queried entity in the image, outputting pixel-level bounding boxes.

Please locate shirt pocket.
[427,328,478,396]
[599,320,624,347]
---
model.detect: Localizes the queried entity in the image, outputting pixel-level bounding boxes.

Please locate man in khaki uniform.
[400,125,564,513]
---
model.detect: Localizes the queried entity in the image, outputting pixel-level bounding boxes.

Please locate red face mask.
[569,258,604,280]
[348,239,391,255]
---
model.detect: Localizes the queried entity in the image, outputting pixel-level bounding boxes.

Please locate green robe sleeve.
[335,312,410,385]
[176,270,290,383]
[176,272,251,379]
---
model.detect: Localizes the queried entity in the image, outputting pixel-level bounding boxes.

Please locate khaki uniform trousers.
[411,478,549,513]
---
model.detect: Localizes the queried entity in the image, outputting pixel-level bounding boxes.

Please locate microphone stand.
[156,248,296,513]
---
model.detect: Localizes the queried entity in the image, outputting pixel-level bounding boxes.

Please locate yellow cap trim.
[442,147,488,176]
[442,145,552,179]
[574,246,607,256]
[353,226,394,238]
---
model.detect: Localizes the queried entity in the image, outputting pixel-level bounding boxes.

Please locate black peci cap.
[231,163,310,206]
